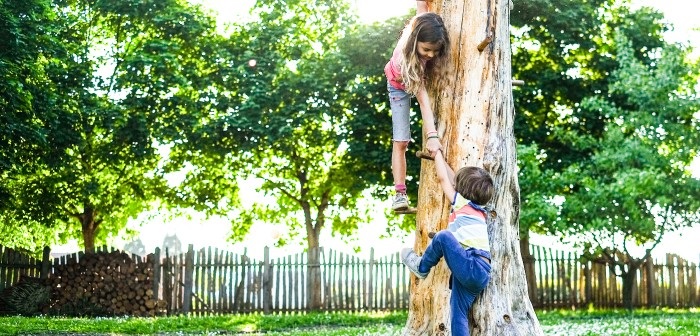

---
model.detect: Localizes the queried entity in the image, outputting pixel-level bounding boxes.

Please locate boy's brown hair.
[454,167,494,205]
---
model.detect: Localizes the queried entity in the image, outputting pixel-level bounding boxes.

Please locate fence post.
[153,247,161,301]
[40,247,51,279]
[583,261,592,305]
[263,246,272,314]
[697,254,700,306]
[367,247,374,310]
[183,244,195,314]
[668,254,677,307]
[162,249,172,314]
[645,253,655,307]
[522,239,538,307]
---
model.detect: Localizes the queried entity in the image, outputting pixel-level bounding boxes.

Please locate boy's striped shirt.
[447,193,489,251]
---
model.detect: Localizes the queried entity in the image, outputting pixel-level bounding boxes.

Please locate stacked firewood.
[46,250,165,316]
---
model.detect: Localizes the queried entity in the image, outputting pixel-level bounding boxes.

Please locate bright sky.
[191,0,411,25]
[632,0,700,55]
[56,0,700,263]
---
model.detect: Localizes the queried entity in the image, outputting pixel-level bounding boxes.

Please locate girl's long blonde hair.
[397,12,450,95]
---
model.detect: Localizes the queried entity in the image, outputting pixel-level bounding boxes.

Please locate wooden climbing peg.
[477,34,493,52]
[512,79,525,86]
[395,207,418,215]
[416,150,434,161]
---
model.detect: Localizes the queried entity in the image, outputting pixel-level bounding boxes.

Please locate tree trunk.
[305,213,323,311]
[621,263,640,310]
[79,205,99,254]
[307,246,323,311]
[405,0,542,334]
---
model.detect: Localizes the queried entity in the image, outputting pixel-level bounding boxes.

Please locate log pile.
[46,250,166,316]
[0,276,50,315]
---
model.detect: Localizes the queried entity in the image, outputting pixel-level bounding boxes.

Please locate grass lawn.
[0,309,699,335]
[539,308,700,336]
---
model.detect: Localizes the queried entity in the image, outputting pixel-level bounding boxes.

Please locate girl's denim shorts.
[388,83,412,142]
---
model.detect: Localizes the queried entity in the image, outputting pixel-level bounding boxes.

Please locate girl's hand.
[426,137,442,153]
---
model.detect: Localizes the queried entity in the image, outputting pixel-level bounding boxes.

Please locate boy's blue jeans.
[418,231,492,336]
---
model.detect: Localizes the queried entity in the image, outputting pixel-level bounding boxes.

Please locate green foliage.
[511,0,667,171]
[0,0,223,251]
[0,0,70,240]
[516,144,560,236]
[511,0,700,256]
[556,33,700,249]
[173,0,415,246]
[0,0,65,208]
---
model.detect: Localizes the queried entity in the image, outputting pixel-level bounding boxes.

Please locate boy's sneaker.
[392,193,409,211]
[401,248,428,279]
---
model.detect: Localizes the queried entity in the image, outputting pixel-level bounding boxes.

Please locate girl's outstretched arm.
[415,86,442,153]
[416,0,429,14]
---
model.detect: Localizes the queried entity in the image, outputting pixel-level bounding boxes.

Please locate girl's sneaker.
[392,193,409,210]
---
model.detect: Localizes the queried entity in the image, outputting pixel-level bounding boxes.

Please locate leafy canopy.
[0,0,222,252]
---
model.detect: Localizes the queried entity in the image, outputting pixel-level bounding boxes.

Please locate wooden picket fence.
[0,246,51,291]
[527,245,700,309]
[1,243,699,314]
[153,245,409,315]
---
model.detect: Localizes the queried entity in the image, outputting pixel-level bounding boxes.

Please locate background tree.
[509,0,621,294]
[1,0,221,253]
[124,238,147,256]
[556,33,700,309]
[161,234,182,256]
[0,0,77,249]
[513,143,559,305]
[511,0,700,308]
[511,1,670,231]
[171,0,404,310]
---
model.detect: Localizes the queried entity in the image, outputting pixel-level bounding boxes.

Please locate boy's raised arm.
[434,150,456,201]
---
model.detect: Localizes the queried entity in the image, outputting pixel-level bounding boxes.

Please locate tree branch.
[591,232,622,276]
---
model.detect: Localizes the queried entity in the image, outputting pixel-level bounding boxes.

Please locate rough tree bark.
[404,0,543,335]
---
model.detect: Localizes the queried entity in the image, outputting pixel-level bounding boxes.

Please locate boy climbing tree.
[401,150,494,336]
